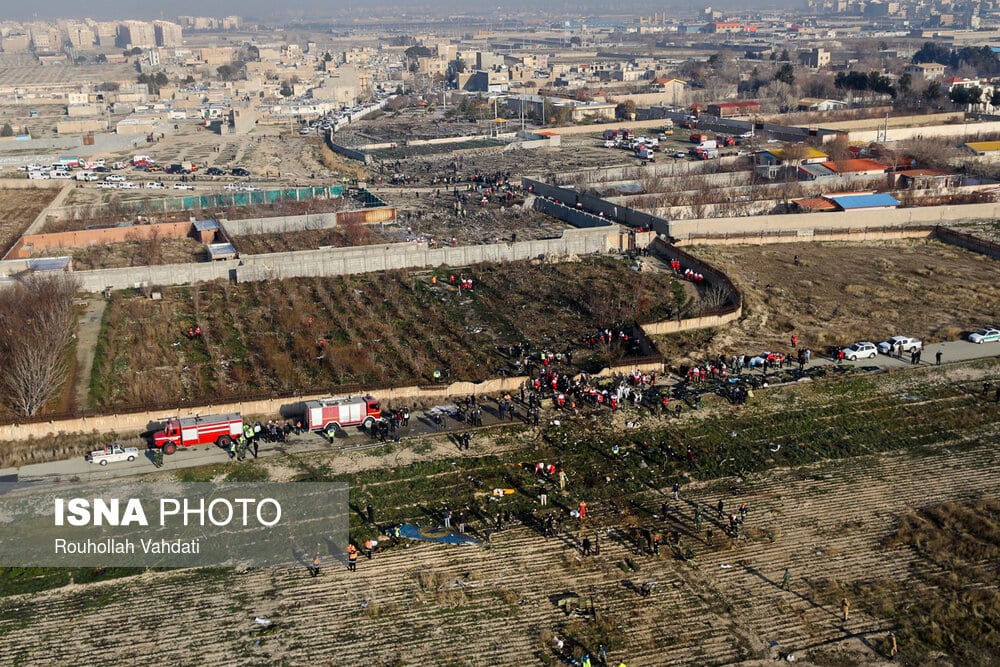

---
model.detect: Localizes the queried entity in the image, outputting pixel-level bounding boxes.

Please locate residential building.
[904,62,946,80]
[118,21,156,49]
[706,100,760,117]
[799,48,831,69]
[154,21,183,48]
[797,97,848,111]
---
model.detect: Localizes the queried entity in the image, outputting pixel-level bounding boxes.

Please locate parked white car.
[173,183,195,190]
[841,342,878,361]
[146,181,165,189]
[97,182,119,189]
[119,181,139,189]
[105,174,125,182]
[877,336,923,355]
[86,443,139,465]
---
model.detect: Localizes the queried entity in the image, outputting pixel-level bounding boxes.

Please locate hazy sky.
[10,0,753,21]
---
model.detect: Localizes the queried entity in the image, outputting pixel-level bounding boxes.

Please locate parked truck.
[304,395,383,434]
[86,442,140,465]
[689,132,710,144]
[152,413,243,455]
[636,146,656,161]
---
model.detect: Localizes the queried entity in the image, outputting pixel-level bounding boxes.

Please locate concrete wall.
[5,221,196,259]
[221,213,340,237]
[934,226,1000,260]
[70,261,236,292]
[325,130,372,164]
[553,156,744,187]
[677,226,934,246]
[525,178,668,234]
[667,202,1000,240]
[0,357,665,442]
[0,133,146,161]
[800,112,962,132]
[0,224,613,292]
[0,378,525,442]
[532,196,617,229]
[842,120,1000,144]
[536,118,672,137]
[235,227,614,283]
[641,310,742,335]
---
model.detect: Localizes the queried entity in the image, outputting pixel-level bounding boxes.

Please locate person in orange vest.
[364,537,373,560]
[578,501,587,521]
[308,553,321,577]
[347,543,358,571]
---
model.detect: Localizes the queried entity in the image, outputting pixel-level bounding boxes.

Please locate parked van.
[49,169,72,179]
[27,171,49,180]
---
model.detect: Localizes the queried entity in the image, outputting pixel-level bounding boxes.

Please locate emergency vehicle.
[304,395,382,433]
[152,413,243,455]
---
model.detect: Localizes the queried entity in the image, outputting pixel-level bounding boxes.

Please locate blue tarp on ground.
[397,524,481,546]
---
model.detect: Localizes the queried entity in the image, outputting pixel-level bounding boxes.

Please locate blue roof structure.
[827,193,900,210]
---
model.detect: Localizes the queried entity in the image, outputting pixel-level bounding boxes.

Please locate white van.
[50,169,72,179]
[28,171,49,180]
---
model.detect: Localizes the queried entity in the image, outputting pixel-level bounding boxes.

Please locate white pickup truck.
[86,443,140,465]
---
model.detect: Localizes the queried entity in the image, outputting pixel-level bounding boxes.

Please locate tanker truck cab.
[153,412,243,454]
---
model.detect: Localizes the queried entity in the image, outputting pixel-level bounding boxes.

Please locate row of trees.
[0,275,78,417]
[948,84,1000,109]
[912,42,1000,77]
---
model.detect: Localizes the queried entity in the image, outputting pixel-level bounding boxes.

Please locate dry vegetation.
[34,237,207,269]
[659,239,1000,363]
[88,257,683,411]
[2,362,999,665]
[0,187,59,255]
[811,496,1000,666]
[233,222,389,254]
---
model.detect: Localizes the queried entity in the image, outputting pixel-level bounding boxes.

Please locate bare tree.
[0,274,79,416]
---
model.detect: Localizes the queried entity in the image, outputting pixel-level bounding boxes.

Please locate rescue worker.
[364,537,373,559]
[347,543,358,571]
[153,448,164,468]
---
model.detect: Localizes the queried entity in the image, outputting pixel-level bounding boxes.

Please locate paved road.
[811,338,999,369]
[3,340,997,485]
[0,402,523,484]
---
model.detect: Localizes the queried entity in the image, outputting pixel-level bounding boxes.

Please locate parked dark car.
[206,167,225,176]
[231,167,250,177]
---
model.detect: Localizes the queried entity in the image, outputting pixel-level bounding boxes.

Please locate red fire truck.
[304,395,382,433]
[152,413,244,455]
